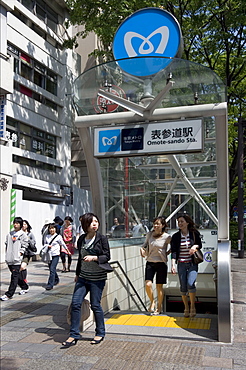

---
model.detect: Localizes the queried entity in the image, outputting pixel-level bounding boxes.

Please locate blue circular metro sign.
[113,8,182,77]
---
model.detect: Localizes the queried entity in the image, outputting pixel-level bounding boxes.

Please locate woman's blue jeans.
[70,277,106,339]
[177,262,198,295]
[47,255,60,288]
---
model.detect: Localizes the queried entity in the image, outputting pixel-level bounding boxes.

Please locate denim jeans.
[70,277,106,339]
[47,255,60,288]
[177,262,198,294]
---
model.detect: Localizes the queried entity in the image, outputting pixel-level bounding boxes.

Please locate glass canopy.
[73,57,226,115]
[73,57,226,237]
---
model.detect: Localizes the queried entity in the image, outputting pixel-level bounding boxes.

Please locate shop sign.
[94,85,126,113]
[0,95,6,138]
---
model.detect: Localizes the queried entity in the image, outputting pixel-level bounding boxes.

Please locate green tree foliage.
[65,0,246,218]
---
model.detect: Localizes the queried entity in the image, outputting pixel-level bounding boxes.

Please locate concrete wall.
[102,243,147,313]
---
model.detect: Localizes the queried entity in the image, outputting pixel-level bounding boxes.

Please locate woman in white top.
[140,216,171,315]
[44,223,68,290]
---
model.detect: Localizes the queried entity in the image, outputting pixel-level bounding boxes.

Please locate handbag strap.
[49,234,58,245]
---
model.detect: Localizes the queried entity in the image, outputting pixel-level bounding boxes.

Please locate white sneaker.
[0,294,10,301]
[19,288,29,295]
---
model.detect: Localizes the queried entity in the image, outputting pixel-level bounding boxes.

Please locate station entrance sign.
[94,119,203,157]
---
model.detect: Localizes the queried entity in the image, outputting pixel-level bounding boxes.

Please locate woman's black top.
[76,232,111,280]
[171,230,202,264]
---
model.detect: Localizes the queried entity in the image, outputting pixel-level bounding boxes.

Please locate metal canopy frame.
[75,79,231,343]
[75,100,228,238]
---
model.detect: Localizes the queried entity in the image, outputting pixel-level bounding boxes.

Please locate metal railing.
[109,260,148,312]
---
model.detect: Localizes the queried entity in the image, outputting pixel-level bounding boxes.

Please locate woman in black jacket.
[62,213,112,347]
[171,214,202,318]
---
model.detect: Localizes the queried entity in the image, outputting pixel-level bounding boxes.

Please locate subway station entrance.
[73,56,231,342]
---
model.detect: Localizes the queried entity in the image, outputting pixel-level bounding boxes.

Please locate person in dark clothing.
[54,216,64,234]
[171,214,202,318]
[62,213,111,347]
[112,216,125,238]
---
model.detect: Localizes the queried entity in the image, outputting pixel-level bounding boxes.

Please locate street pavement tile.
[220,345,246,360]
[19,332,55,343]
[27,315,53,322]
[1,342,33,351]
[60,354,98,364]
[24,321,52,328]
[18,359,87,370]
[1,331,31,341]
[202,356,233,368]
[198,344,221,357]
[92,358,159,370]
[0,357,29,369]
[1,349,24,358]
[23,343,57,353]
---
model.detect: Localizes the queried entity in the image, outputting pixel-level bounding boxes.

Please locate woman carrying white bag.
[43,223,70,291]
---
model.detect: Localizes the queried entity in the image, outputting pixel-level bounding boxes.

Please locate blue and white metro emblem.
[98,129,121,153]
[113,8,182,77]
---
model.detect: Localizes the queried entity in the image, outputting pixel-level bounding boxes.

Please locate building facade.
[0,0,92,263]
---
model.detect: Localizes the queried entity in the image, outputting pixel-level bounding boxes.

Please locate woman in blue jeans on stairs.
[62,213,112,347]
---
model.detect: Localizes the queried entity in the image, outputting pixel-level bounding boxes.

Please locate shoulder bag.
[40,234,58,263]
[193,249,204,264]
[192,232,203,264]
[67,299,91,328]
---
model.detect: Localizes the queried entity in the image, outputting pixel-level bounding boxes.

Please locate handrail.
[110,260,148,312]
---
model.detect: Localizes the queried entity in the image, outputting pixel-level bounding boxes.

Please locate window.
[22,0,34,12]
[46,70,57,95]
[19,0,58,33]
[14,81,58,111]
[34,62,45,88]
[13,155,56,171]
[8,44,58,97]
[7,117,57,160]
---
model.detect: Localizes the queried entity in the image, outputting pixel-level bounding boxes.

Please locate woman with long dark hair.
[44,223,68,290]
[19,220,37,294]
[171,214,202,317]
[140,216,171,315]
[62,213,111,347]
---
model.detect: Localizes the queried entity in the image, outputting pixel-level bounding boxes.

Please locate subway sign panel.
[94,119,203,157]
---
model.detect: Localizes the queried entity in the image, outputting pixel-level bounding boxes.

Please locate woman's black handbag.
[99,262,114,273]
[193,249,204,264]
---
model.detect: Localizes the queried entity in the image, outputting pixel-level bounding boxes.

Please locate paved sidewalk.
[0,250,245,370]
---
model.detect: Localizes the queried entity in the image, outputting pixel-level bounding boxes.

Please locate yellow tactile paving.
[171,317,190,328]
[105,314,132,325]
[124,315,151,326]
[145,316,172,327]
[105,314,211,330]
[188,317,211,330]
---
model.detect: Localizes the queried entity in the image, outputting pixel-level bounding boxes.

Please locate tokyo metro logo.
[113,8,182,77]
[124,26,169,58]
[98,129,121,153]
[102,136,118,146]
